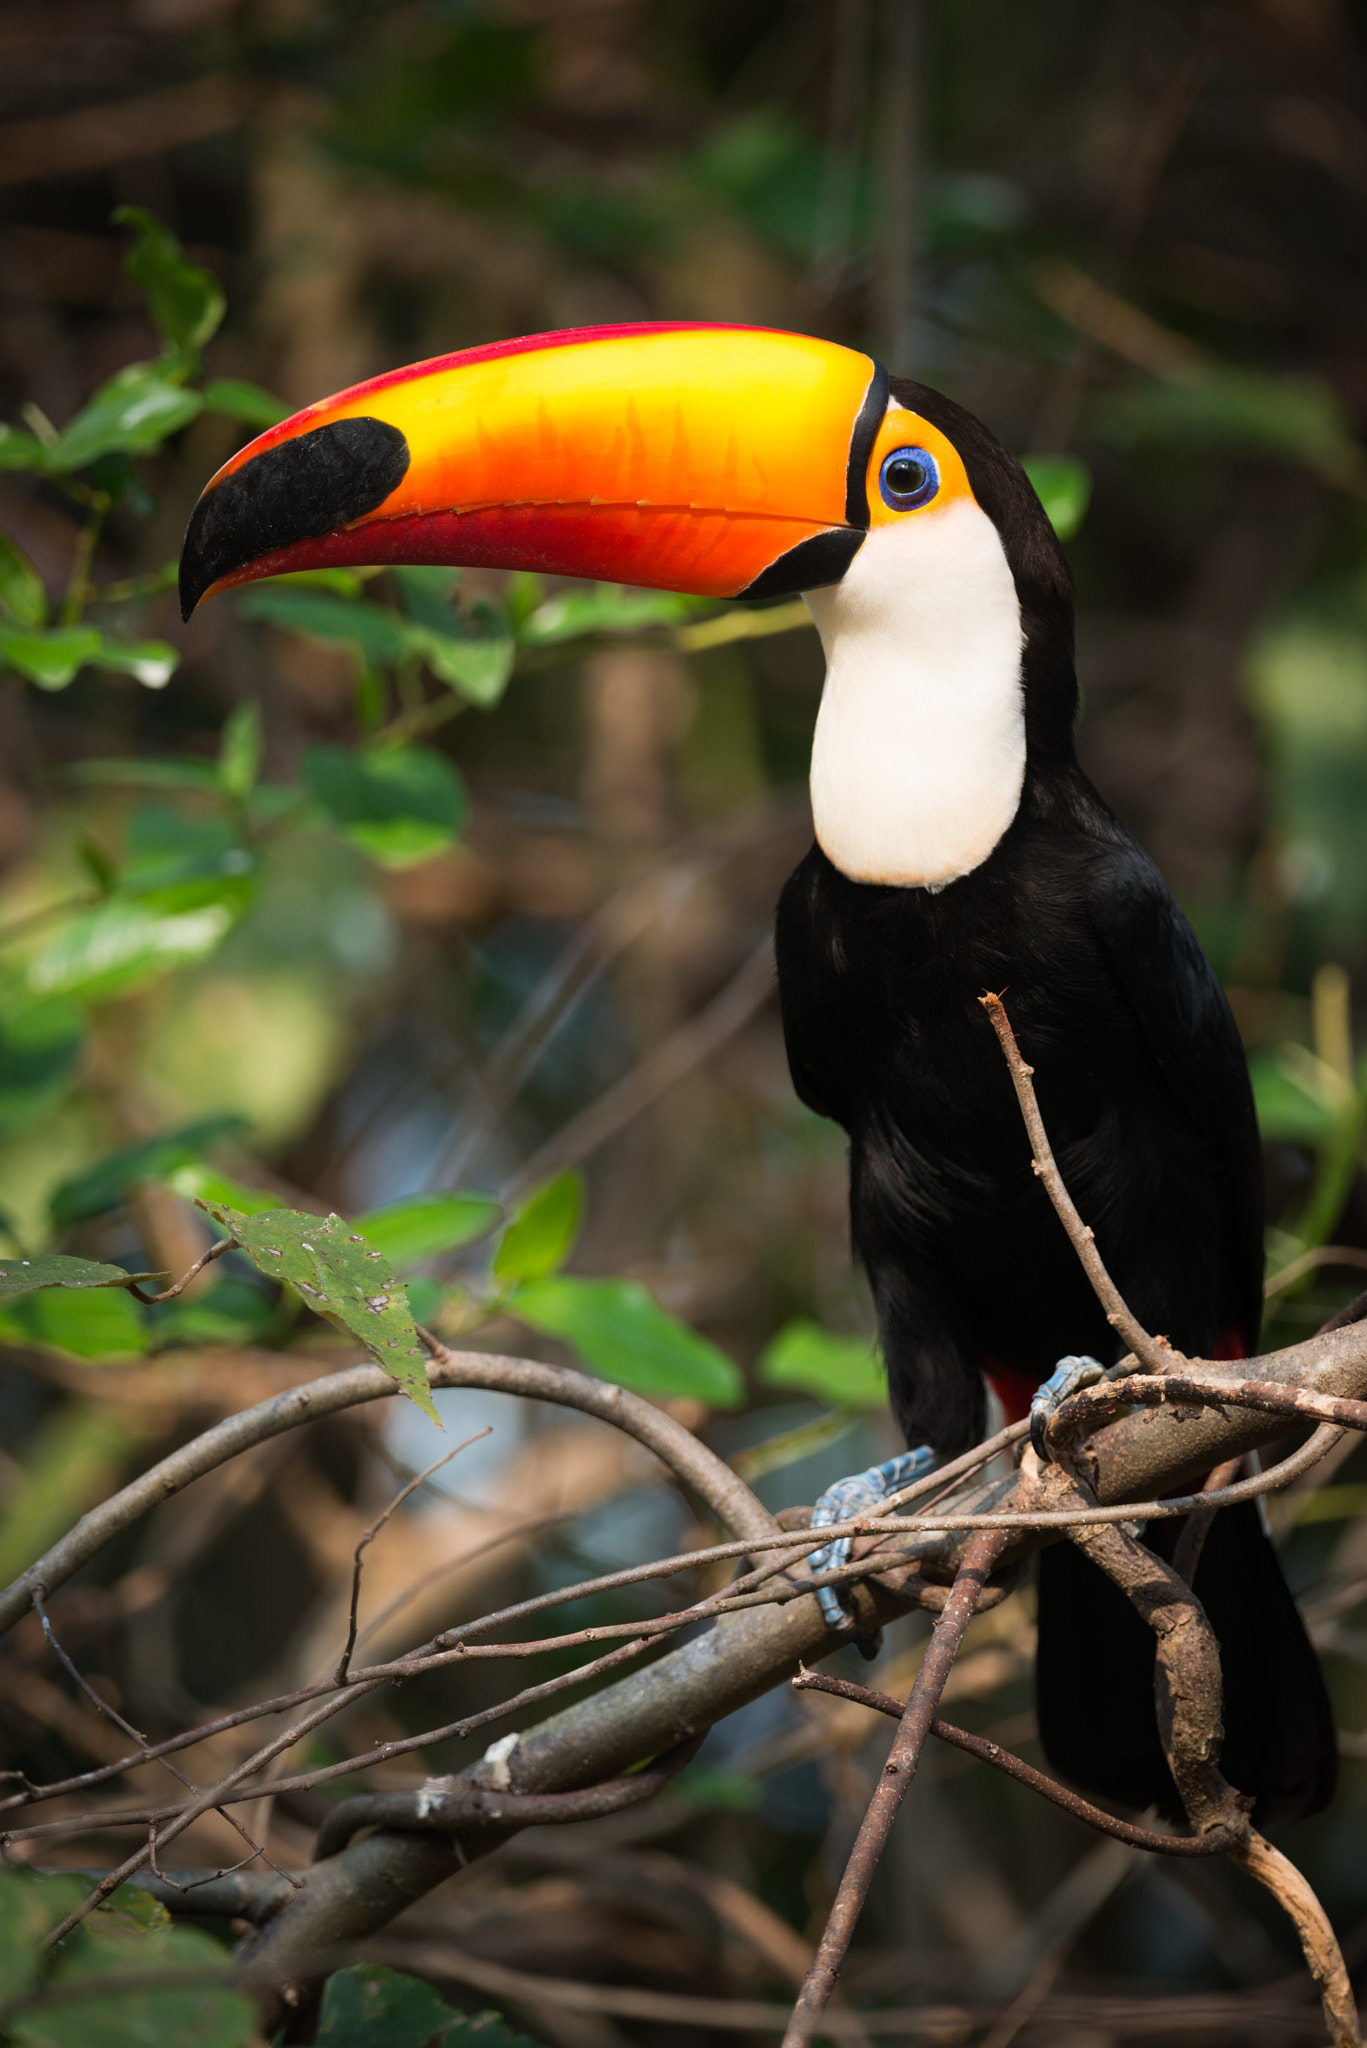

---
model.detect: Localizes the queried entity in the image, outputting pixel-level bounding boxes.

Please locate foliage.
[0,1872,253,2047]
[316,1966,542,2047]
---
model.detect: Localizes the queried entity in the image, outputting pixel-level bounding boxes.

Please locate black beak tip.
[178,544,206,624]
[175,414,412,634]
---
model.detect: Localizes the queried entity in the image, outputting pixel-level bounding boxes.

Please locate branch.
[1027,1453,1362,2048]
[0,1349,777,1642]
[791,1672,1239,1856]
[334,1433,489,1685]
[782,1530,1008,2047]
[311,1733,703,1861]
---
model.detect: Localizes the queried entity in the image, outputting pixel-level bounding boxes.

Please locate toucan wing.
[1086,832,1264,1351]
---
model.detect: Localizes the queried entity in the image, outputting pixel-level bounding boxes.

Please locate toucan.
[179,322,1336,1824]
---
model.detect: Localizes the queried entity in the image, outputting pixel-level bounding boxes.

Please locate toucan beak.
[179,324,889,621]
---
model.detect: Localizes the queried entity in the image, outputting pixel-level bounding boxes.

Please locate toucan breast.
[804,499,1025,890]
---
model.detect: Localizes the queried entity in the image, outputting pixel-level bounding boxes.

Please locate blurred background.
[6,2,1367,2042]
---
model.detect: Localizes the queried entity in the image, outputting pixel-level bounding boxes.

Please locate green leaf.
[0,1405,144,1584]
[1095,367,1360,482]
[113,205,226,367]
[304,743,467,868]
[1249,1048,1336,1143]
[255,567,372,597]
[15,1909,253,2048]
[0,1284,149,1360]
[89,634,179,691]
[0,624,102,690]
[316,1965,538,2047]
[0,624,177,693]
[165,1160,281,1218]
[114,802,256,917]
[0,1253,159,1299]
[218,702,263,799]
[417,614,515,707]
[519,582,697,646]
[27,898,239,1001]
[758,1319,885,1408]
[0,997,84,1134]
[0,531,47,626]
[512,1274,743,1406]
[0,1871,89,2002]
[238,585,414,663]
[493,1172,583,1285]
[49,1115,249,1227]
[200,377,289,427]
[195,1201,438,1419]
[153,1274,276,1347]
[351,1191,502,1267]
[392,572,515,707]
[48,362,203,471]
[0,425,51,472]
[1020,454,1092,542]
[65,757,224,794]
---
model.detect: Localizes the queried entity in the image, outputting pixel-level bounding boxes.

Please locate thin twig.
[791,1672,1237,1856]
[352,1506,585,1652]
[339,1948,1357,2039]
[334,1431,489,1685]
[130,1238,234,1305]
[979,992,1176,1373]
[782,1528,1009,2047]
[1265,1245,1367,1298]
[32,1589,300,1891]
[503,933,776,1203]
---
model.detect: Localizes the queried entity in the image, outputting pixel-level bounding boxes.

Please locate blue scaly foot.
[1029,1354,1106,1461]
[809,1449,936,1646]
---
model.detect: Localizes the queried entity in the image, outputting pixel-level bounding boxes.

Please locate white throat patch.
[804,500,1025,889]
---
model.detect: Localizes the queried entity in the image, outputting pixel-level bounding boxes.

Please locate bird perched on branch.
[179,323,1334,1824]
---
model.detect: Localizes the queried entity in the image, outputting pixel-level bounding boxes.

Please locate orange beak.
[179,323,888,620]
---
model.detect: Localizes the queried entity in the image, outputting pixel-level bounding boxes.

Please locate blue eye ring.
[879,445,940,512]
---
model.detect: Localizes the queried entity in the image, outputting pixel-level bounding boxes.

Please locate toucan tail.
[1034,1500,1337,1826]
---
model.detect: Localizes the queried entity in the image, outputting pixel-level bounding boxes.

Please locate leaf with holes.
[195,1201,438,1420]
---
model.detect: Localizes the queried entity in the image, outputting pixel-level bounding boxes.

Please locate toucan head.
[180,323,1075,889]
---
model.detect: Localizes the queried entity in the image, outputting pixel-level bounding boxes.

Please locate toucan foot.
[1029,1355,1106,1461]
[810,1449,936,1648]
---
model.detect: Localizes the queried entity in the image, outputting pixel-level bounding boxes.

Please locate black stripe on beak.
[179,416,410,620]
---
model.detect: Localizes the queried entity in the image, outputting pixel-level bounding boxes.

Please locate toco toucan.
[179,322,1336,1824]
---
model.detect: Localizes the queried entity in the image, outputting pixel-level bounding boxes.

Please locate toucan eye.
[879,446,940,512]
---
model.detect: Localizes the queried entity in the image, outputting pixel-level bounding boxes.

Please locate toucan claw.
[1029,1354,1105,1462]
[809,1448,936,1651]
